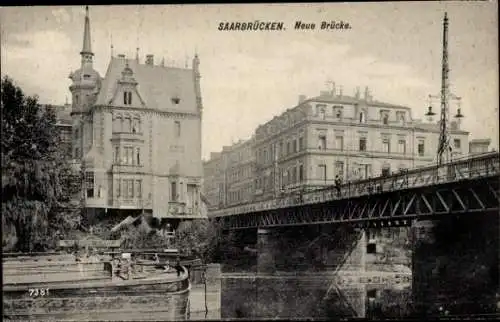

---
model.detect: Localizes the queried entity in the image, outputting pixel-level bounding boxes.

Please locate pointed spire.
[110,34,114,58]
[81,6,93,56]
[193,52,200,73]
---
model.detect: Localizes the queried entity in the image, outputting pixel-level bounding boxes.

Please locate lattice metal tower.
[437,12,451,166]
[426,12,463,166]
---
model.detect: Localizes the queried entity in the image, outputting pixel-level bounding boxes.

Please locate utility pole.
[425,12,464,167]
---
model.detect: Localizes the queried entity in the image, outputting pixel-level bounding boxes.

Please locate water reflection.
[221,274,411,319]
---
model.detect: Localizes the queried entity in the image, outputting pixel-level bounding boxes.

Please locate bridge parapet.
[211,152,499,218]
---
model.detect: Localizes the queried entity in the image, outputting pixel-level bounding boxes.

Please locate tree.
[174,218,230,263]
[1,76,83,252]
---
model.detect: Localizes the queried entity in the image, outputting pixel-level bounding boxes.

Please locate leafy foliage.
[118,225,174,250]
[1,76,83,252]
[174,219,230,263]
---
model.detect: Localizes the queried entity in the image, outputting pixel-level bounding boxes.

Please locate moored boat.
[3,250,192,321]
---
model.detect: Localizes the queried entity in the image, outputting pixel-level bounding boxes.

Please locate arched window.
[112,116,118,132]
[123,116,131,132]
[132,116,141,133]
[359,112,366,123]
[383,114,389,125]
[381,165,391,177]
[119,116,124,132]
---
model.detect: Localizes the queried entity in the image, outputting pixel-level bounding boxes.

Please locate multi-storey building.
[202,137,255,209]
[203,87,471,207]
[252,88,469,200]
[43,103,73,159]
[68,7,205,224]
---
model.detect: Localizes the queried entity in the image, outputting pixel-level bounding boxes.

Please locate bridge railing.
[211,152,499,217]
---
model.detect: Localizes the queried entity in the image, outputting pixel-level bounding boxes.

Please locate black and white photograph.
[1,2,498,320]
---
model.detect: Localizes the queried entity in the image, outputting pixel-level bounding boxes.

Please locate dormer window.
[396,111,406,125]
[123,91,132,105]
[172,97,180,105]
[380,110,390,125]
[333,105,343,119]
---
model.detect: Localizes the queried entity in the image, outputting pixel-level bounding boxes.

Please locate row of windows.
[257,135,305,164]
[315,105,407,125]
[227,165,253,183]
[316,135,426,156]
[112,115,142,134]
[115,179,142,199]
[114,146,141,165]
[313,162,407,181]
[228,148,253,164]
[227,185,253,204]
[279,164,305,186]
[255,174,274,192]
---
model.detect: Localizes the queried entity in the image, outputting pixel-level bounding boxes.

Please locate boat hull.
[3,261,191,321]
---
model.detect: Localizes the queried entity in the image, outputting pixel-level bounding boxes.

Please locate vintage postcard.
[1,2,498,320]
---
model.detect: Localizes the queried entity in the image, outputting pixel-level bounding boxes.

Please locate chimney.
[117,54,125,58]
[355,87,360,100]
[298,95,307,104]
[364,86,370,101]
[145,54,154,65]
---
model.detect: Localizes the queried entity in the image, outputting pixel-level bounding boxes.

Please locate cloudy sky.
[1,2,498,159]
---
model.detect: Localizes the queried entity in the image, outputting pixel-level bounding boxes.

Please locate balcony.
[113,198,143,209]
[111,131,144,143]
[156,201,199,218]
[305,147,433,161]
[112,163,144,174]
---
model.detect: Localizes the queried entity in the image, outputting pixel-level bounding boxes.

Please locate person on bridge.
[335,175,342,197]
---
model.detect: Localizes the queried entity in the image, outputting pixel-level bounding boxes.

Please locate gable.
[109,82,145,108]
[96,57,198,113]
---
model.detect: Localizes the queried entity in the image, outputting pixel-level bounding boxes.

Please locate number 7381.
[28,288,49,297]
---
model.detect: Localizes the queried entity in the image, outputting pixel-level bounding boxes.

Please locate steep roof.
[95,57,197,112]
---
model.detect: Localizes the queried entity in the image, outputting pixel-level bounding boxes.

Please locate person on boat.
[175,256,183,276]
[154,253,166,271]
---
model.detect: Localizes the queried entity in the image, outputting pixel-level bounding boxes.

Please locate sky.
[1,2,498,159]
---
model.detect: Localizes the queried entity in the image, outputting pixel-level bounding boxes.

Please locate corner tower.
[69,6,101,115]
[69,6,101,160]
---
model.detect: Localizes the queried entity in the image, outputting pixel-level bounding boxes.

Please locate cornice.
[93,105,201,119]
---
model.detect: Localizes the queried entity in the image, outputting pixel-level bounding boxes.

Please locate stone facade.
[252,90,469,201]
[203,137,255,209]
[64,7,205,221]
[203,88,471,208]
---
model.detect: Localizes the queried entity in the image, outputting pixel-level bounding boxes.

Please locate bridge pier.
[412,213,499,316]
[257,228,277,274]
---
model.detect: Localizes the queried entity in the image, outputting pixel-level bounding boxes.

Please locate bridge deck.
[212,153,500,229]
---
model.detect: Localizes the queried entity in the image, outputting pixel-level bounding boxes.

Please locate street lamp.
[425,12,465,167]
